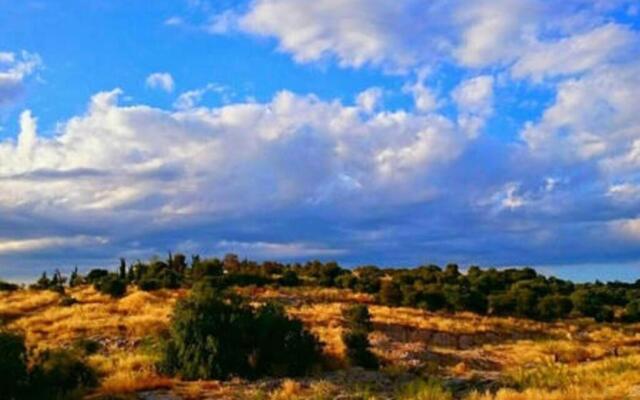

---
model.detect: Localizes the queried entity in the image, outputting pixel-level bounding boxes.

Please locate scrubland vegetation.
[2,254,640,399]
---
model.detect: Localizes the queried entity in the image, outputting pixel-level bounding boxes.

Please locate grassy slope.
[2,286,640,399]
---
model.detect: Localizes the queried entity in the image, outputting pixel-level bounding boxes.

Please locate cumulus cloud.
[454,0,539,67]
[522,61,640,164]
[236,0,452,71]
[355,87,383,114]
[403,71,438,113]
[452,75,494,138]
[0,51,41,106]
[173,83,227,109]
[146,72,175,92]
[512,24,638,81]
[0,88,477,223]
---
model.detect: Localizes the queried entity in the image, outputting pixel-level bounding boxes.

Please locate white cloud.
[236,0,452,71]
[355,87,383,113]
[164,16,184,26]
[0,51,41,106]
[403,71,438,113]
[512,24,637,81]
[613,218,640,241]
[206,10,240,34]
[608,183,640,202]
[213,240,345,258]
[0,235,107,255]
[452,75,494,138]
[522,61,640,164]
[0,88,475,221]
[146,72,175,92]
[173,83,227,109]
[454,0,538,67]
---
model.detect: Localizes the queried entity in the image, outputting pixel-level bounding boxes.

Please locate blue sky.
[1,0,640,281]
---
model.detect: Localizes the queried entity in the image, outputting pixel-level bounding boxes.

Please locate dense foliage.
[22,254,640,323]
[0,331,96,400]
[341,304,378,369]
[160,285,322,380]
[0,331,29,399]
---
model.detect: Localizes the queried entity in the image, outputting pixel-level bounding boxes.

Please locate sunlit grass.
[3,285,640,398]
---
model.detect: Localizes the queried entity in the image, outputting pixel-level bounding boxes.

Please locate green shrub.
[160,289,321,380]
[537,295,573,321]
[30,349,98,399]
[278,270,300,287]
[0,280,19,292]
[341,304,377,369]
[94,274,127,298]
[0,331,29,399]
[379,280,402,306]
[594,305,614,323]
[85,269,109,284]
[138,278,161,291]
[60,296,79,307]
[251,303,322,377]
[342,304,373,333]
[624,299,640,322]
[72,338,102,355]
[342,331,379,369]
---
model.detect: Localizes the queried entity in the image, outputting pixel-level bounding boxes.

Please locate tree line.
[5,254,640,323]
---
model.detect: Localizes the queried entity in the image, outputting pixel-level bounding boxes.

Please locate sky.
[1,0,640,282]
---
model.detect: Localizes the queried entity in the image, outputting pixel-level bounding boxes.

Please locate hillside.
[3,283,640,399]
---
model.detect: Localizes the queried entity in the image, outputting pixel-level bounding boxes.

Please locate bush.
[94,274,127,298]
[594,305,614,323]
[278,270,300,287]
[72,338,102,356]
[0,331,29,399]
[341,304,377,369]
[537,295,573,321]
[85,269,109,284]
[138,278,161,291]
[60,296,79,307]
[251,303,322,377]
[161,288,321,380]
[342,331,379,369]
[624,299,640,322]
[30,349,98,398]
[342,304,373,333]
[379,280,402,306]
[0,280,19,292]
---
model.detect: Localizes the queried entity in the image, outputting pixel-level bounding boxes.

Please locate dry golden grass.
[6,286,185,350]
[4,285,640,399]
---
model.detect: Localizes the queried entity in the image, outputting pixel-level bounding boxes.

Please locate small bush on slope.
[160,287,322,380]
[341,304,378,369]
[29,349,98,399]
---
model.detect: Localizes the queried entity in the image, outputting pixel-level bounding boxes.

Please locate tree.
[30,349,98,398]
[0,331,28,399]
[94,274,127,298]
[537,295,573,321]
[69,267,83,287]
[624,299,640,322]
[379,280,402,306]
[342,304,373,333]
[278,270,300,287]
[571,289,603,318]
[119,258,127,280]
[342,331,379,369]
[161,288,321,380]
[341,304,378,369]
